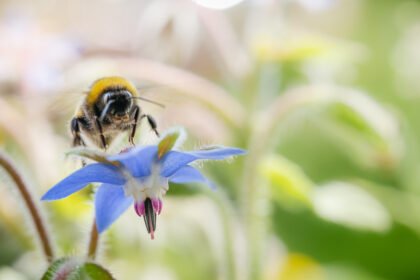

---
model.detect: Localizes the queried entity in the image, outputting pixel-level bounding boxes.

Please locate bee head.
[99,89,133,121]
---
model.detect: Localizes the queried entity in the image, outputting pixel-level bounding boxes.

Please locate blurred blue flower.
[41,145,246,239]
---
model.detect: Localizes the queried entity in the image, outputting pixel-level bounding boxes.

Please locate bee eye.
[124,90,132,99]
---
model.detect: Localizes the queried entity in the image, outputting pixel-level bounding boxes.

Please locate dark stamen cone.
[143,198,157,239]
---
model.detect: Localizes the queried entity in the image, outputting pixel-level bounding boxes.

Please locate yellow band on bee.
[87,77,139,104]
[75,107,84,117]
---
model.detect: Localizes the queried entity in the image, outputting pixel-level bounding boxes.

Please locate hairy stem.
[0,154,54,263]
[241,85,334,279]
[205,189,237,280]
[87,219,99,260]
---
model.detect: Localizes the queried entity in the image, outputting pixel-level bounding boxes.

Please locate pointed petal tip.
[96,223,105,234]
[236,148,247,154]
[223,147,247,156]
[95,183,133,234]
[40,191,65,201]
[208,180,217,190]
[191,146,248,160]
[96,221,111,234]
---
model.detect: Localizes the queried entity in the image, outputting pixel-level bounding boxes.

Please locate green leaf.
[80,263,115,280]
[41,258,78,280]
[328,103,381,142]
[259,155,314,209]
[355,179,420,236]
[41,258,115,280]
[272,205,420,280]
[318,90,403,170]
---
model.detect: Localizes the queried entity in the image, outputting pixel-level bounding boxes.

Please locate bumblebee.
[71,77,162,150]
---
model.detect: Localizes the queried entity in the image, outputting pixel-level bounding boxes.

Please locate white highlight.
[193,0,244,10]
[297,0,338,12]
[313,182,391,232]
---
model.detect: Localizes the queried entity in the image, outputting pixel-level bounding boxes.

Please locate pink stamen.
[134,201,145,216]
[152,198,163,215]
[157,199,162,215]
[152,198,159,213]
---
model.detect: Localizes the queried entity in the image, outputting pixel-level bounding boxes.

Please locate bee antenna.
[131,96,165,108]
[99,100,115,121]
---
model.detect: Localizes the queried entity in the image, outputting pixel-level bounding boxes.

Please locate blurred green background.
[1,0,420,279]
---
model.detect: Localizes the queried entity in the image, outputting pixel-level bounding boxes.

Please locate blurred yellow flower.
[259,155,314,209]
[53,188,92,219]
[276,253,325,280]
[252,35,332,62]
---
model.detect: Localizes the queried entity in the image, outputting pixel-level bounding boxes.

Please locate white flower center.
[122,163,169,203]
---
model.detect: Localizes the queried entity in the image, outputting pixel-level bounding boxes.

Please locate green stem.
[206,189,237,280]
[241,85,333,279]
[0,153,54,263]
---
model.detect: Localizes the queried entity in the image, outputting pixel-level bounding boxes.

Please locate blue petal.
[169,165,216,189]
[187,147,247,159]
[41,163,126,201]
[159,151,196,177]
[95,183,133,233]
[160,147,246,177]
[108,146,157,177]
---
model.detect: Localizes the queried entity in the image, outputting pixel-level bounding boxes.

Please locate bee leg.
[141,114,160,137]
[129,105,140,146]
[71,117,87,166]
[71,117,86,147]
[95,118,107,150]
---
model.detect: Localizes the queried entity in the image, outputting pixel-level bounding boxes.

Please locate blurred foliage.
[1,0,420,279]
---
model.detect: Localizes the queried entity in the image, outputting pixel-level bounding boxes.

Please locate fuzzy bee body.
[71,77,159,150]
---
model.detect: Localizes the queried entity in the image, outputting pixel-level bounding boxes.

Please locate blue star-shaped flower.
[41,145,246,239]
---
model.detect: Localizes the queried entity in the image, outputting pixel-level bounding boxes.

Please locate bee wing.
[133,83,173,107]
[135,84,164,94]
[46,90,87,121]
